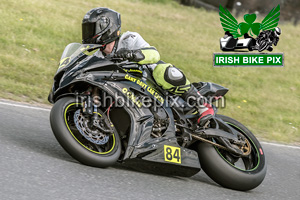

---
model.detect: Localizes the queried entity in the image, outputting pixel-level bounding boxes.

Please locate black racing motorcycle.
[48,43,266,191]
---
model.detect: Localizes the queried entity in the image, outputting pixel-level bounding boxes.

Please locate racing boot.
[182,85,215,127]
[196,101,214,127]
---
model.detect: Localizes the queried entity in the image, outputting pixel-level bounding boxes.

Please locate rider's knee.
[153,63,191,95]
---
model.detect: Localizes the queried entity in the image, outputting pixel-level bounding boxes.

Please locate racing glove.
[113,48,145,62]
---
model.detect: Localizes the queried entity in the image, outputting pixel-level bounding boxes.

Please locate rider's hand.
[113,48,144,62]
[113,48,134,61]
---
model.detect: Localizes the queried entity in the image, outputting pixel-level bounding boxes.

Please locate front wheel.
[197,114,267,191]
[50,97,121,167]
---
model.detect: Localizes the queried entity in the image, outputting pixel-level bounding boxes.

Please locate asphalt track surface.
[0,100,300,200]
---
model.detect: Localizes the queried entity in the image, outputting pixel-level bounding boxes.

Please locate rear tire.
[197,114,266,191]
[50,97,121,167]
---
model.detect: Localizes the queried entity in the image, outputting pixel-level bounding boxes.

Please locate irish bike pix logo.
[213,4,284,67]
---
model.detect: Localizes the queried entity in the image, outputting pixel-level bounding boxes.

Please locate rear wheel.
[197,114,266,191]
[50,97,121,167]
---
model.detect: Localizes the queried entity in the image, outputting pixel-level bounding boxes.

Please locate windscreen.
[56,43,102,73]
[60,43,82,60]
[57,43,85,72]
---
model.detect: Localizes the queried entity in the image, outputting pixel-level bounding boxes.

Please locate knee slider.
[164,66,186,86]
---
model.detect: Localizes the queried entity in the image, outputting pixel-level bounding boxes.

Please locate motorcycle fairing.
[48,44,201,175]
[77,74,201,175]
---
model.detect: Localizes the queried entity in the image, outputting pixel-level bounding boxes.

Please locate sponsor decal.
[58,57,71,69]
[122,88,142,108]
[125,74,164,104]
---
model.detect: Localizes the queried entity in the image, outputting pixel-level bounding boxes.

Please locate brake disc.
[73,109,109,145]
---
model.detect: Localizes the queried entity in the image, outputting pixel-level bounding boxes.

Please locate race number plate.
[164,145,181,164]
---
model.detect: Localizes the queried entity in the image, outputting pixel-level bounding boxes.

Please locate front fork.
[82,87,99,114]
[82,87,113,134]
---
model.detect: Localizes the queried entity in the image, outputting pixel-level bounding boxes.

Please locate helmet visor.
[82,16,110,43]
[82,22,96,42]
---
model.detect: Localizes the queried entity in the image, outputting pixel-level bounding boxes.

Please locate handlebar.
[103,55,142,70]
[105,54,127,63]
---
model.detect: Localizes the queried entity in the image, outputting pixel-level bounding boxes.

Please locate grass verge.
[0,0,299,144]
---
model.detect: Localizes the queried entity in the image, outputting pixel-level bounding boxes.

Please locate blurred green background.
[0,0,299,144]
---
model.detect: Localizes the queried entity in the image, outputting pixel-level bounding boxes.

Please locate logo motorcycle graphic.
[219,4,281,52]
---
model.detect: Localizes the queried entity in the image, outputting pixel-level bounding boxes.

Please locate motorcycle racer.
[254,27,281,52]
[81,7,214,126]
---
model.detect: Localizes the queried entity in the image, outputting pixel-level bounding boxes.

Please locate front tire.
[50,97,121,167]
[197,114,267,191]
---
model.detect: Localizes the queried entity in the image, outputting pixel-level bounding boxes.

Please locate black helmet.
[82,8,121,45]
